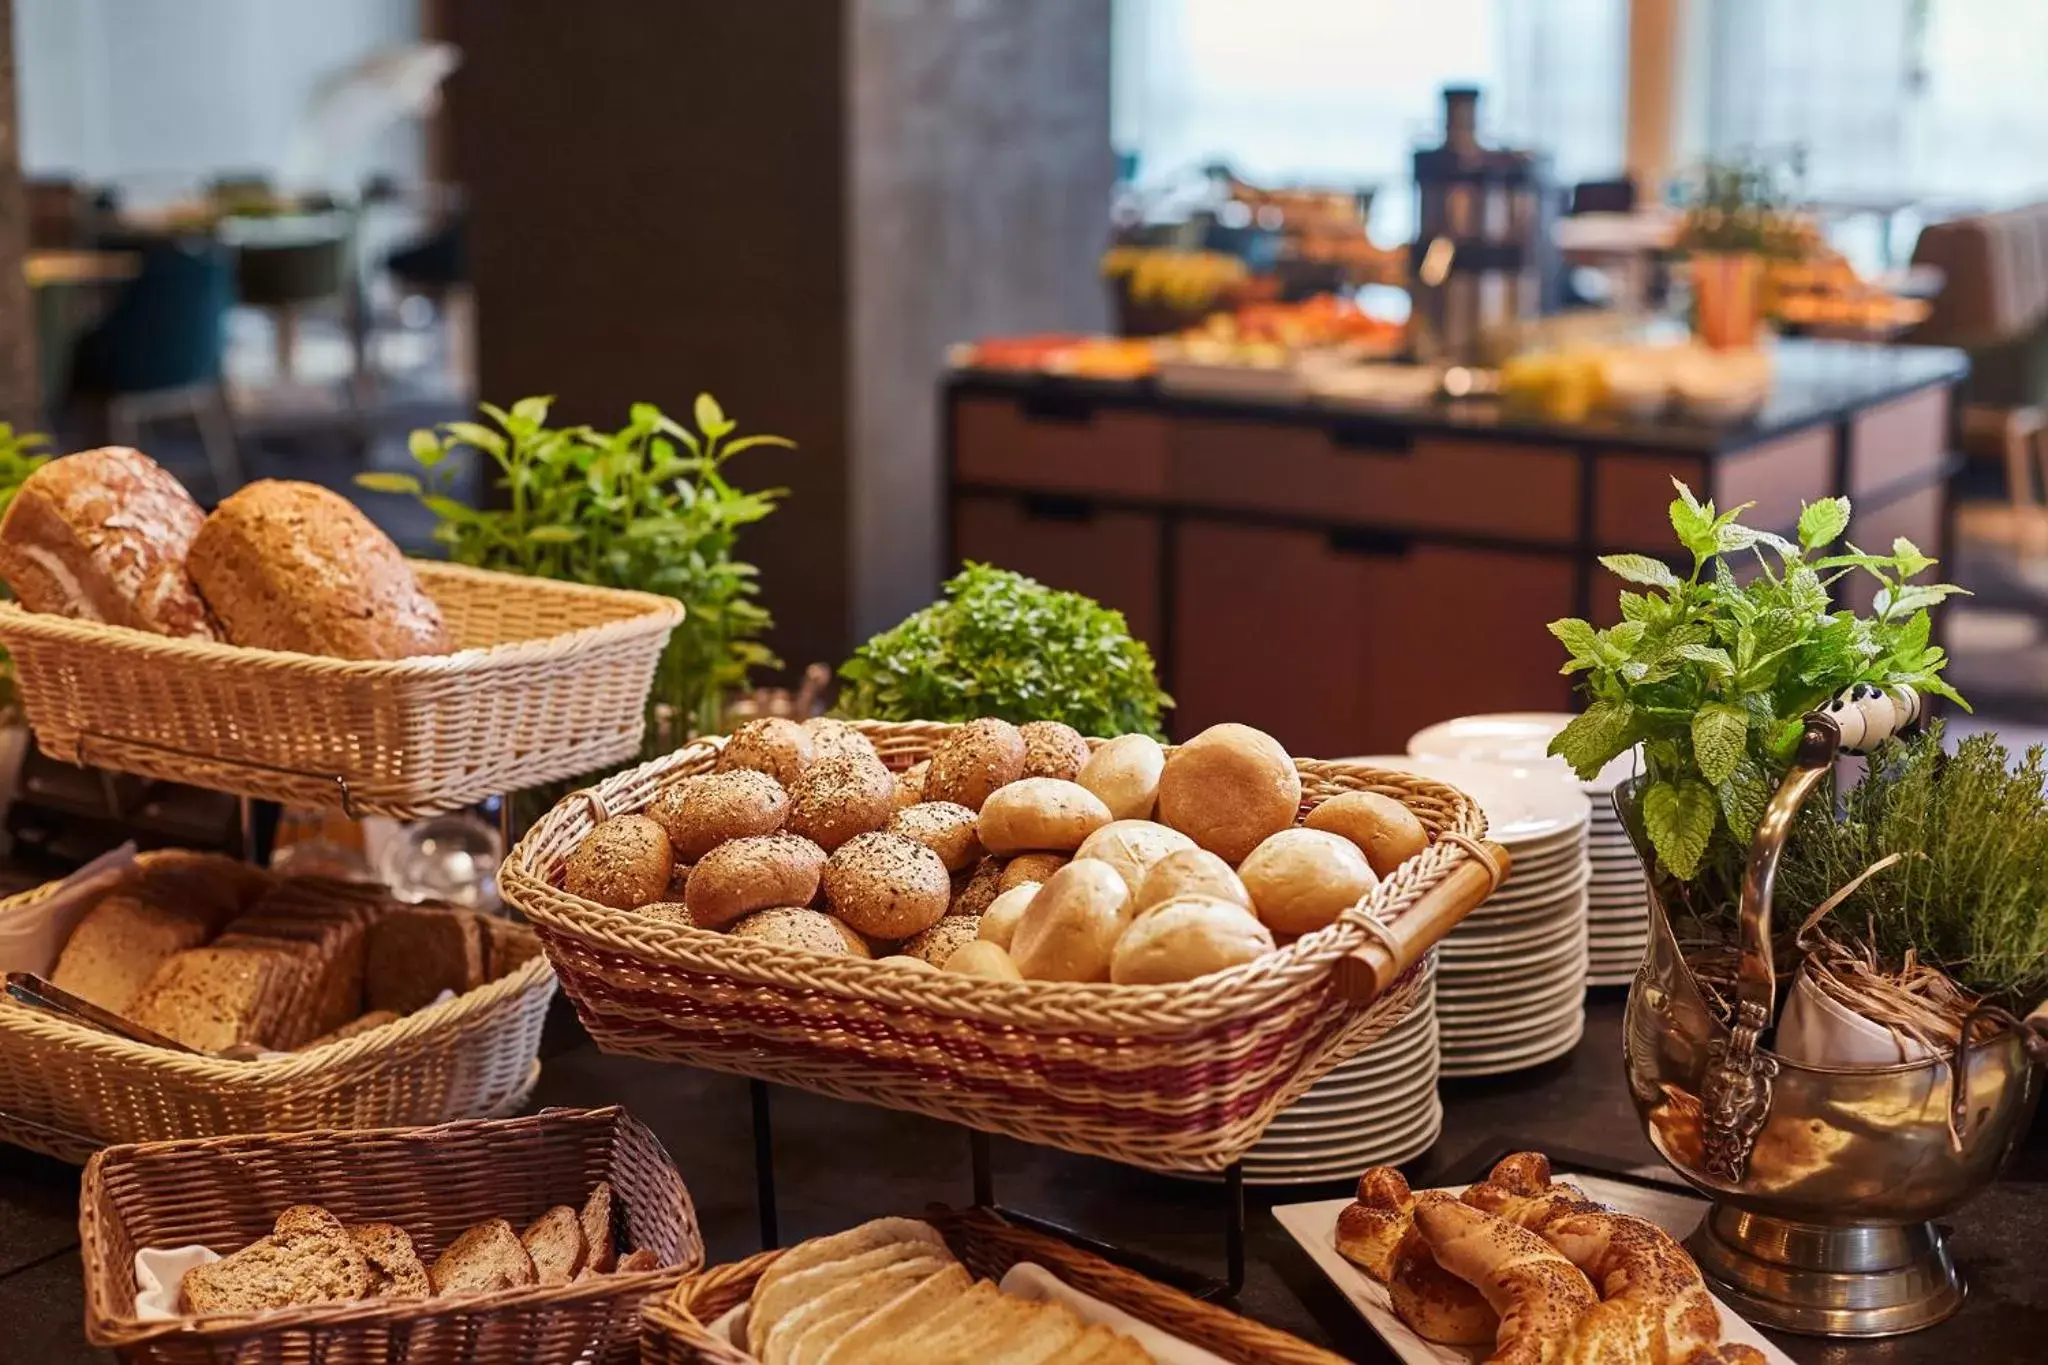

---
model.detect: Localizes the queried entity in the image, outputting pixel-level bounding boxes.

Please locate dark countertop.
[947,339,1970,456]
[5,993,2042,1363]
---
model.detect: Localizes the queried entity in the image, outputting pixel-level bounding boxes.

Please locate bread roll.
[0,447,216,637]
[1109,896,1275,985]
[1074,820,1197,898]
[188,480,448,658]
[715,717,814,788]
[976,882,1041,950]
[978,778,1112,855]
[875,953,939,973]
[1306,791,1430,877]
[894,760,930,811]
[924,718,1026,811]
[803,716,880,763]
[1019,721,1090,781]
[888,801,983,872]
[645,769,788,862]
[1239,827,1378,936]
[1000,852,1067,892]
[1008,860,1129,982]
[951,855,1006,916]
[684,834,826,929]
[1156,723,1301,863]
[942,940,1023,981]
[564,815,673,909]
[822,832,951,939]
[727,906,871,957]
[1077,734,1165,821]
[899,915,982,967]
[1133,847,1252,917]
[786,752,897,852]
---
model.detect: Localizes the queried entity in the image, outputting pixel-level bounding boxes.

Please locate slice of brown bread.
[180,1204,372,1315]
[349,1222,431,1298]
[128,945,299,1052]
[578,1181,617,1274]
[519,1206,587,1286]
[365,906,487,1013]
[49,893,215,1015]
[429,1218,538,1296]
[126,852,277,931]
[215,882,382,1046]
[614,1248,658,1273]
[480,916,543,980]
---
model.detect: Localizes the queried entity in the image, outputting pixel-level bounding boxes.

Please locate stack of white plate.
[1241,960,1441,1186]
[1359,753,1591,1077]
[1408,714,1647,987]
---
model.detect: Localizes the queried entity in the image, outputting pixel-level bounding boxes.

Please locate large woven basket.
[0,561,684,817]
[81,1107,704,1365]
[643,1205,1347,1365]
[0,861,556,1163]
[503,720,1488,1174]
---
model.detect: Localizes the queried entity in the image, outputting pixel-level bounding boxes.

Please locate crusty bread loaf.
[349,1221,431,1298]
[520,1206,588,1286]
[180,1205,372,1315]
[429,1218,538,1295]
[0,447,216,637]
[187,479,448,659]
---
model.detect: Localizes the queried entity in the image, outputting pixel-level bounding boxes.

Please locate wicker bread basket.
[503,720,1490,1174]
[0,858,556,1163]
[0,561,684,817]
[642,1205,1347,1365]
[81,1107,703,1365]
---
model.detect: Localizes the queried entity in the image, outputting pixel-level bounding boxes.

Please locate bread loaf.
[1076,733,1165,821]
[0,447,216,637]
[187,480,448,659]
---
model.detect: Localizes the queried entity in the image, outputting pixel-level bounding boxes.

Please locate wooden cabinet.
[953,395,1169,498]
[951,493,1163,653]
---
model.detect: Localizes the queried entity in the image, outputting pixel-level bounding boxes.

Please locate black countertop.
[948,339,1970,456]
[5,994,2042,1363]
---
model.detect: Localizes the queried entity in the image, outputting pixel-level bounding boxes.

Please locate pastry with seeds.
[728,906,873,957]
[899,915,982,967]
[803,716,880,763]
[1018,720,1090,781]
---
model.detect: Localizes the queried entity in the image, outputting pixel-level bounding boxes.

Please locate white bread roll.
[1110,896,1276,985]
[1076,734,1165,821]
[942,940,1023,980]
[977,778,1112,855]
[1156,723,1301,864]
[1073,820,1196,898]
[976,881,1041,950]
[875,953,939,973]
[1305,790,1429,877]
[1008,859,1130,982]
[1239,827,1378,936]
[1133,847,1253,917]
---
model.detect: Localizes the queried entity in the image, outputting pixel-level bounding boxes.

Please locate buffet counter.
[946,340,1969,755]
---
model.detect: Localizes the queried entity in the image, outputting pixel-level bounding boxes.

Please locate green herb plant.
[361,395,792,743]
[0,424,50,715]
[1547,480,1966,908]
[1678,156,1800,256]
[837,563,1172,739]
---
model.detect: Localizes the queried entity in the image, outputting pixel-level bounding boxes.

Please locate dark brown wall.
[0,0,37,430]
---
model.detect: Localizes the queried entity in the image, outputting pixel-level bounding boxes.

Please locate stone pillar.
[0,0,38,430]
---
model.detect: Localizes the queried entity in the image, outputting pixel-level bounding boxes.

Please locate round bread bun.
[975,881,1041,950]
[1008,859,1130,982]
[1109,895,1276,985]
[1305,791,1430,877]
[942,940,1023,981]
[1074,820,1197,898]
[715,717,815,789]
[1156,723,1301,864]
[951,856,1007,916]
[685,833,827,929]
[802,716,880,763]
[646,769,789,862]
[1133,847,1253,918]
[978,778,1113,855]
[1019,721,1090,781]
[634,900,702,928]
[1238,827,1378,936]
[887,801,984,872]
[893,760,930,811]
[786,752,897,852]
[822,831,952,939]
[1000,852,1067,893]
[727,906,871,958]
[565,815,674,909]
[924,718,1027,811]
[899,915,983,967]
[875,953,938,973]
[1077,733,1166,821]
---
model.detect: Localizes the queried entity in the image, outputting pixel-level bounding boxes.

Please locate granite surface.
[3,994,2040,1363]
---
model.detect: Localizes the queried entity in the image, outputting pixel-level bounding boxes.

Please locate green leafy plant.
[1678,156,1800,256]
[1547,480,1966,899]
[0,424,50,715]
[361,395,792,742]
[837,563,1172,738]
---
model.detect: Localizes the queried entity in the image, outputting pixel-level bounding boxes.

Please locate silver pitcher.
[1621,708,2042,1337]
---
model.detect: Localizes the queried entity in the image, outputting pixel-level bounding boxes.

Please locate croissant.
[1414,1194,1597,1365]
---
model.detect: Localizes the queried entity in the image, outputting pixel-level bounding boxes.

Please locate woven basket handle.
[1333,839,1510,1002]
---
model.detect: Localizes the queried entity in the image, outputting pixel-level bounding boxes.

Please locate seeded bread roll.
[1077,733,1166,822]
[728,906,872,957]
[685,834,827,929]
[1019,721,1090,781]
[645,769,789,861]
[924,718,1026,811]
[1000,852,1067,893]
[978,778,1113,855]
[823,832,951,940]
[976,882,1041,950]
[1134,847,1253,917]
[787,753,897,852]
[715,717,815,789]
[803,716,880,763]
[188,480,448,659]
[951,856,1007,916]
[943,940,1023,980]
[1239,827,1379,936]
[1074,820,1197,898]
[1008,859,1130,982]
[1305,791,1430,877]
[564,815,674,909]
[1156,723,1302,864]
[894,760,930,811]
[888,801,984,872]
[632,900,703,929]
[899,915,983,967]
[1110,895,1275,985]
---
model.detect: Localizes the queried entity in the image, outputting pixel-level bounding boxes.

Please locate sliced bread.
[614,1248,659,1273]
[127,852,277,930]
[896,1289,1043,1362]
[578,1181,617,1275]
[749,1242,952,1357]
[761,1259,947,1365]
[979,1299,1089,1364]
[875,1280,1003,1361]
[50,894,215,1014]
[1043,1325,1154,1365]
[429,1218,538,1296]
[750,1216,948,1312]
[480,916,543,978]
[365,905,487,1014]
[814,1262,970,1365]
[349,1222,431,1298]
[519,1205,587,1286]
[180,1204,371,1315]
[127,944,298,1052]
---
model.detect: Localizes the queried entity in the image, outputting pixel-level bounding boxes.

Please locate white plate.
[1348,755,1590,845]
[1439,1017,1586,1072]
[1405,714,1643,795]
[1244,1100,1443,1181]
[1439,999,1586,1049]
[1441,940,1588,985]
[1442,915,1588,960]
[1484,864,1592,911]
[1270,1176,1795,1365]
[1435,975,1585,1020]
[1278,1074,1441,1124]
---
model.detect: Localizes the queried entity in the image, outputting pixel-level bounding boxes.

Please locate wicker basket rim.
[0,559,684,677]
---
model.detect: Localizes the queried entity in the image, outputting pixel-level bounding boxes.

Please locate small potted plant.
[1677,158,1796,349]
[0,424,50,721]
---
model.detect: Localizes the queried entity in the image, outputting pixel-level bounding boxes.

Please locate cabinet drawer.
[951,493,1163,652]
[953,394,1169,498]
[1169,418,1580,543]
